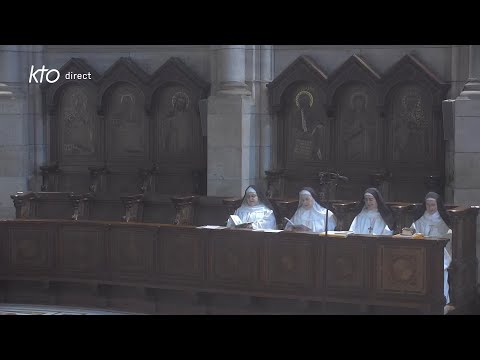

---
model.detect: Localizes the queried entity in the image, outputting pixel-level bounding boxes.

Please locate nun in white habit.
[226,185,277,230]
[349,188,394,235]
[411,192,452,305]
[285,187,336,232]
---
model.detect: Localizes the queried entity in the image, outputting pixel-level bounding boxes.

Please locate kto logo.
[28,65,60,84]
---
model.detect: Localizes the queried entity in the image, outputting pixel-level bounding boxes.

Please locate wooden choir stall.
[1,54,478,314]
[2,192,478,315]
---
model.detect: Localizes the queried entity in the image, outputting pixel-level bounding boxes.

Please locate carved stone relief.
[338,84,378,161]
[106,83,146,159]
[155,86,196,154]
[60,85,95,156]
[391,85,431,162]
[286,84,328,162]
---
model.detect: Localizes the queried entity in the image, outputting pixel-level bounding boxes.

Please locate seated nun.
[226,185,277,230]
[285,187,336,233]
[349,187,394,235]
[411,192,452,306]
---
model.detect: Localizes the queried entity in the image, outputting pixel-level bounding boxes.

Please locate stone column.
[445,44,480,285]
[459,45,480,99]
[207,46,256,197]
[27,46,47,193]
[216,45,250,95]
[258,45,274,182]
[0,46,26,219]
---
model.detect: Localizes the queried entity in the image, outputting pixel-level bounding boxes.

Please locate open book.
[229,215,254,229]
[284,217,312,232]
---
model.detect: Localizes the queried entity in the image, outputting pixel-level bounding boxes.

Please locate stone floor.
[0,303,137,315]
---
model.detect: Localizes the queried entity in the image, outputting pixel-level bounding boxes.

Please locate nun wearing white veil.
[349,188,394,235]
[285,187,336,232]
[411,192,452,306]
[226,185,277,230]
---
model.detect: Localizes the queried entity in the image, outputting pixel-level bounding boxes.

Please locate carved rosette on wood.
[171,195,200,226]
[121,194,145,223]
[10,191,36,219]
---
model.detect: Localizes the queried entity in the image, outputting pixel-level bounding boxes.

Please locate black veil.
[413,192,451,228]
[353,187,395,230]
[299,187,336,214]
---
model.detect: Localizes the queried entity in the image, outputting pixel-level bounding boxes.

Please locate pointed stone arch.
[41,58,100,166]
[327,55,384,197]
[328,54,381,105]
[96,57,149,116]
[146,57,210,113]
[42,58,100,116]
[381,54,450,107]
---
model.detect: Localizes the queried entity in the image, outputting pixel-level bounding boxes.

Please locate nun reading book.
[284,187,336,233]
[226,185,277,230]
[349,187,394,235]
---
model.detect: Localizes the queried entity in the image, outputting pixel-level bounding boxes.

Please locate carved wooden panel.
[284,82,330,163]
[269,54,448,202]
[105,83,148,161]
[154,172,195,197]
[1,220,458,314]
[158,228,204,280]
[154,85,201,158]
[58,84,99,162]
[0,222,7,273]
[209,232,260,285]
[8,228,52,270]
[336,83,379,162]
[265,237,314,289]
[109,227,155,276]
[325,240,366,289]
[388,85,433,163]
[376,245,426,294]
[42,57,209,196]
[57,173,91,194]
[35,199,73,220]
[105,173,142,194]
[58,225,105,275]
[89,200,125,222]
